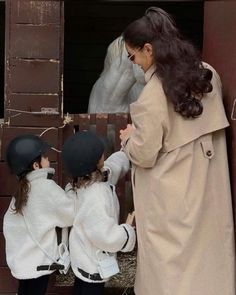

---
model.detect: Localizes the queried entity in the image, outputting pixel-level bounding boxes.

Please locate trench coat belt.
[37,263,64,271]
[78,267,103,281]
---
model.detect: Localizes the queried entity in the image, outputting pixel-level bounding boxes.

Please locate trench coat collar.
[132,62,229,153]
[145,64,156,83]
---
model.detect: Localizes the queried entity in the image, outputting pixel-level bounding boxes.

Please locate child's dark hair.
[13,155,42,214]
[72,168,104,190]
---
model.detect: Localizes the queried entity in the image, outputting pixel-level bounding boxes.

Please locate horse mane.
[103,36,125,72]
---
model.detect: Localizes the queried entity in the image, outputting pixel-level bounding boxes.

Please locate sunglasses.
[127,48,141,62]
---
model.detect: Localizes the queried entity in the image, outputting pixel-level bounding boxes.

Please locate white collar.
[26,167,55,182]
[144,64,156,83]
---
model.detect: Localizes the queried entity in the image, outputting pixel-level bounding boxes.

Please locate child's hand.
[126,211,135,226]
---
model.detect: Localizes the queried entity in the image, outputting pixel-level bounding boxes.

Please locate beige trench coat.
[122,63,235,295]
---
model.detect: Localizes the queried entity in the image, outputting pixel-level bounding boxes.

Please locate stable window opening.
[63,1,204,115]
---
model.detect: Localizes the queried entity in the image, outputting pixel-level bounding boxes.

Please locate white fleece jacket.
[3,167,75,279]
[66,151,136,283]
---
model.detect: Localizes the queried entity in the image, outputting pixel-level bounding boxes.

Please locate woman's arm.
[120,91,165,168]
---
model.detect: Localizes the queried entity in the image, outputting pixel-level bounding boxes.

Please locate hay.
[55,250,137,290]
[55,268,74,286]
[106,251,136,288]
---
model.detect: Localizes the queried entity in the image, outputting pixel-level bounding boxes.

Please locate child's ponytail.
[72,169,103,190]
[13,155,41,214]
[14,175,30,214]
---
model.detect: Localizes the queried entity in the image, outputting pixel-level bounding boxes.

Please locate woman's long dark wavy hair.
[13,155,42,214]
[123,7,213,118]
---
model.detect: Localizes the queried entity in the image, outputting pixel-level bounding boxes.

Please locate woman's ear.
[143,43,153,57]
[33,162,39,170]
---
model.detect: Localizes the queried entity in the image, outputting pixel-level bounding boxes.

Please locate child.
[62,131,136,295]
[3,134,74,295]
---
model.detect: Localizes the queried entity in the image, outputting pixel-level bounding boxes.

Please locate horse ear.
[104,36,124,71]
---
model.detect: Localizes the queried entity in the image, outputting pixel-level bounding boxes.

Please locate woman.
[119,6,235,295]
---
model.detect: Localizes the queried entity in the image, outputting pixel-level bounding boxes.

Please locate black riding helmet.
[62,131,105,177]
[6,134,51,177]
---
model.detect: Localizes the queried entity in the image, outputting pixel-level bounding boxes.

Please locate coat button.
[206,150,212,157]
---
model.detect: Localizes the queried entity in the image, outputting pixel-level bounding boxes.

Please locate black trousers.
[18,274,50,295]
[73,276,105,295]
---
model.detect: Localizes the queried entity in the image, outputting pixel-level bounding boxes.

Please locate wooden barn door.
[0,0,65,294]
[203,1,236,223]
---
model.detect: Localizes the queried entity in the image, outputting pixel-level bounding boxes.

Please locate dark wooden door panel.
[5,0,63,126]
[6,112,61,128]
[0,268,18,293]
[203,1,236,216]
[10,25,60,59]
[10,1,60,25]
[1,0,65,293]
[8,94,59,111]
[0,233,6,266]
[10,59,60,93]
[5,93,61,127]
[0,197,11,231]
[0,164,17,196]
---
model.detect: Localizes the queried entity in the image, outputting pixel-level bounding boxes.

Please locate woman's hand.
[119,124,134,141]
